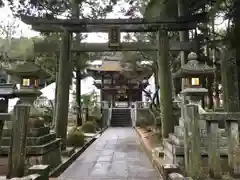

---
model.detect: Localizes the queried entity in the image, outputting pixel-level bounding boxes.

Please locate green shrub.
[87,115,101,129]
[81,121,97,133]
[87,115,99,122]
[66,128,85,147]
[136,117,152,128]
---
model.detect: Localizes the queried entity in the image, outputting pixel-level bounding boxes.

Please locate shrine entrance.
[20,12,206,140]
[115,89,129,108]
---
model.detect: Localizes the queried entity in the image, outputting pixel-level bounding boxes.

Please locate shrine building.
[87,54,152,108]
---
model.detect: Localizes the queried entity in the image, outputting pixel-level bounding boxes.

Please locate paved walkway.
[58,127,161,180]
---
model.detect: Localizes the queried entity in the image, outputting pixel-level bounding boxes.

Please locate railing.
[183,103,240,179]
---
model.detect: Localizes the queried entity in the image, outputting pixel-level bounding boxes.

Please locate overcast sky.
[0,0,132,42]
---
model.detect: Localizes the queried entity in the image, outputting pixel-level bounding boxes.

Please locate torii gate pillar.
[157,30,174,138]
[55,30,72,149]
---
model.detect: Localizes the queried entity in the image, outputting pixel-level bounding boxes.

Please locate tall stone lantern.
[165,52,216,169]
[1,61,62,172]
[4,62,49,127]
[174,52,215,105]
[173,52,215,132]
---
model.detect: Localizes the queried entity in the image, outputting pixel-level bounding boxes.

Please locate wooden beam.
[34,41,195,53]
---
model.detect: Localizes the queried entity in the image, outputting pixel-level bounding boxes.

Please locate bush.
[66,128,85,147]
[87,115,101,129]
[136,117,152,128]
[81,121,97,133]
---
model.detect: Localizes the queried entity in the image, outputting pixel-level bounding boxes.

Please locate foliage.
[43,106,54,126]
[87,115,101,128]
[136,117,152,128]
[66,127,85,147]
[81,121,97,133]
[3,0,118,18]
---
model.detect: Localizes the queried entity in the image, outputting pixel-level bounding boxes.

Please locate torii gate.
[21,13,206,146]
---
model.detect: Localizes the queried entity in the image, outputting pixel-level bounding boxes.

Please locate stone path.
[58,127,161,180]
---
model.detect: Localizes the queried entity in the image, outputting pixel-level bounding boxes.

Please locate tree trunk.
[153,65,160,106]
[53,66,59,128]
[157,30,173,138]
[55,30,72,149]
[232,0,240,106]
[205,42,214,110]
[177,0,189,75]
[211,17,220,108]
[72,2,82,126]
[76,70,82,126]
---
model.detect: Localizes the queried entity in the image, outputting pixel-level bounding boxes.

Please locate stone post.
[7,104,30,179]
[185,104,202,178]
[157,30,173,138]
[220,48,240,112]
[55,29,72,149]
[226,120,240,177]
[206,120,221,178]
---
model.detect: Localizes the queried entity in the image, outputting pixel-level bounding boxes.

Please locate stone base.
[163,137,229,174]
[61,147,75,157]
[0,147,61,175]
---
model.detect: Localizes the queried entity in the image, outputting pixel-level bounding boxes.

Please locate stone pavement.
[58,127,161,180]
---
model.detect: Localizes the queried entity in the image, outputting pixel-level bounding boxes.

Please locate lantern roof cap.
[3,61,50,78]
[173,52,215,79]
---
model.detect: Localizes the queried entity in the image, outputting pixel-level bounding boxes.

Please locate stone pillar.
[227,120,240,177]
[55,30,72,149]
[7,104,30,178]
[157,30,173,138]
[221,48,240,112]
[185,104,202,178]
[207,120,221,178]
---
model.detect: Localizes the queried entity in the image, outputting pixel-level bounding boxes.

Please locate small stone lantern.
[4,61,49,127]
[173,52,215,103]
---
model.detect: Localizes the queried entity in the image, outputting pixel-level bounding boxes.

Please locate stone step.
[1,133,56,146]
[112,115,131,117]
[111,117,131,119]
[0,138,61,155]
[2,126,50,137]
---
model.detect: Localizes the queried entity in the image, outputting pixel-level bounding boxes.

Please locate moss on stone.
[66,128,85,147]
[81,121,97,133]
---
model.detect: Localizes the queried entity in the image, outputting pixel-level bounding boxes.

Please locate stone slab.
[58,127,161,180]
[0,139,61,155]
[1,133,57,146]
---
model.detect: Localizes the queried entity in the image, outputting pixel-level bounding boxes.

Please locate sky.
[0,0,131,41]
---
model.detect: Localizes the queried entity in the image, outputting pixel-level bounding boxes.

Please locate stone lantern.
[0,61,62,171]
[173,52,215,104]
[161,52,216,167]
[4,62,49,120]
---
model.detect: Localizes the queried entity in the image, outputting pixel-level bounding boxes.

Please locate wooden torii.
[21,13,206,145]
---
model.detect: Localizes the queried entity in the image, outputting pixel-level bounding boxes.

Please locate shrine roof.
[87,60,122,72]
